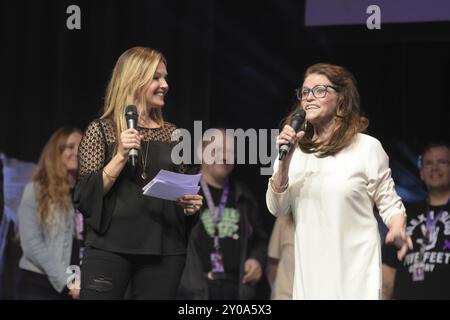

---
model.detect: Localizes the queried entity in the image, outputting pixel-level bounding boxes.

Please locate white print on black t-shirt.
[403,209,450,274]
[201,207,240,239]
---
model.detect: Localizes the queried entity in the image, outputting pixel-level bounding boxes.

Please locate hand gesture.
[385,214,413,261]
[277,124,305,164]
[242,258,262,285]
[176,194,204,215]
[118,128,142,160]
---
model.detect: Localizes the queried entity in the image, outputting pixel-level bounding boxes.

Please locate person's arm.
[266,167,291,217]
[240,184,268,284]
[266,214,284,288]
[382,264,397,300]
[77,120,142,194]
[248,198,269,264]
[381,237,400,300]
[74,120,124,233]
[266,126,304,217]
[242,258,263,285]
[102,126,141,194]
[266,257,279,289]
[101,152,127,194]
[366,138,412,260]
[385,214,412,260]
[18,183,69,293]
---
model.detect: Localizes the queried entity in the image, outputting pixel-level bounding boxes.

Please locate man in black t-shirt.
[382,142,450,299]
[178,128,268,300]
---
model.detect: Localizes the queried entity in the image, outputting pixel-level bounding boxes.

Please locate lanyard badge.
[412,261,425,282]
[201,179,230,273]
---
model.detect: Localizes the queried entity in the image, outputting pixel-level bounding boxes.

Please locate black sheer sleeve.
[165,124,187,174]
[74,120,116,234]
[241,182,269,268]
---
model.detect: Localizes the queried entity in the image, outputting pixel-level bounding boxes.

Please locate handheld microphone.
[278,109,306,160]
[125,105,138,166]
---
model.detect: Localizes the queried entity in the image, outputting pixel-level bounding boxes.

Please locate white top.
[266,133,405,300]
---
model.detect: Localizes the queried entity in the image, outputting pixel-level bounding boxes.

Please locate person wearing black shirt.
[178,128,268,300]
[382,142,450,299]
[74,47,203,299]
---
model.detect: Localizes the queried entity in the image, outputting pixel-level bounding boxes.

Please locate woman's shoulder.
[82,118,115,144]
[141,121,179,143]
[94,117,115,132]
[352,133,388,160]
[20,181,39,203]
[158,121,179,137]
[23,181,36,193]
[99,117,114,126]
[355,133,382,148]
[162,121,177,131]
[83,117,113,130]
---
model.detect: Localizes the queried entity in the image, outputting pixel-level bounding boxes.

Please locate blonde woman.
[74,47,203,299]
[18,127,82,299]
[266,63,412,299]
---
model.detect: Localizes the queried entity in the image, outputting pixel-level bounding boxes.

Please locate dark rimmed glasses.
[296,84,338,100]
[422,159,450,168]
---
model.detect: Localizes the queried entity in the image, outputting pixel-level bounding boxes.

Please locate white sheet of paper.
[142,170,201,201]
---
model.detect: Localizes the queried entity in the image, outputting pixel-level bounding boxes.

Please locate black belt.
[205,271,239,283]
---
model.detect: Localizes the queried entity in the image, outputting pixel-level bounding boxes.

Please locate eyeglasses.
[296,85,338,100]
[422,159,450,168]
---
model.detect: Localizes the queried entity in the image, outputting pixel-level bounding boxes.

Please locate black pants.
[80,247,185,300]
[207,279,239,300]
[17,269,70,300]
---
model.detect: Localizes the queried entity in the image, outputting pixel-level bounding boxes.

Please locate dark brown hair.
[283,63,369,157]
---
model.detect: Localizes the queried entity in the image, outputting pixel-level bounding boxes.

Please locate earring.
[304,121,308,131]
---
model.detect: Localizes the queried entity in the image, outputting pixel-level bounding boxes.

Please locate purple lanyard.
[200,179,230,250]
[425,199,449,242]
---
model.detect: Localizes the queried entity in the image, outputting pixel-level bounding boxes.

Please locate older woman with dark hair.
[18,127,82,299]
[266,63,412,299]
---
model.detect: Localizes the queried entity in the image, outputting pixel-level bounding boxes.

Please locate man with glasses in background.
[382,142,450,299]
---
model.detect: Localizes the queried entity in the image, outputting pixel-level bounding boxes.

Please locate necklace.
[141,140,149,179]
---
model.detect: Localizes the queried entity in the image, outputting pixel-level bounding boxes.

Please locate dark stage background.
[1,0,450,242]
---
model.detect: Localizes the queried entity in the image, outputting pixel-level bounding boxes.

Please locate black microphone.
[125,105,138,166]
[279,109,306,160]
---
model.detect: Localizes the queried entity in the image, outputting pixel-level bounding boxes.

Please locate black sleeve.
[73,120,116,234]
[168,125,188,174]
[243,185,269,268]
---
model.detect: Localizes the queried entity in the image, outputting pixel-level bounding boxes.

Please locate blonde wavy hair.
[283,63,369,157]
[32,127,81,225]
[101,46,167,153]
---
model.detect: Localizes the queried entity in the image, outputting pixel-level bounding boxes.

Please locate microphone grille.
[293,108,305,119]
[125,105,138,121]
[290,108,305,131]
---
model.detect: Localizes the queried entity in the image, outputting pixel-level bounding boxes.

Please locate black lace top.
[74,118,189,255]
